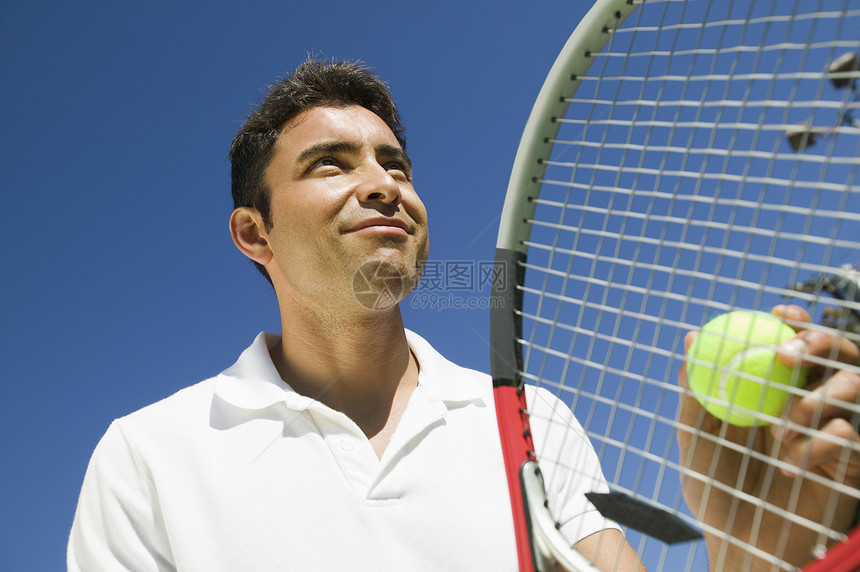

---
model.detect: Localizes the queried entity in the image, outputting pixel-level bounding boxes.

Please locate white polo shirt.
[69,330,614,571]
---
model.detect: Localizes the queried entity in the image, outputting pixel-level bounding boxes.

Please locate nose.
[355,163,401,206]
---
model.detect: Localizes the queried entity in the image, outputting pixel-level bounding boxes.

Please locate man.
[68,59,639,571]
[69,59,860,572]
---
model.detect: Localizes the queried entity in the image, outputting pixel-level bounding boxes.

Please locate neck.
[270,298,417,440]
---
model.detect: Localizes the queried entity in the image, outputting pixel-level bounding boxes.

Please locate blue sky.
[0,1,594,569]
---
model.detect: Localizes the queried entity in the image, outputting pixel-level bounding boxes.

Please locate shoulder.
[523,385,577,420]
[111,332,280,444]
[523,386,597,472]
[94,370,217,438]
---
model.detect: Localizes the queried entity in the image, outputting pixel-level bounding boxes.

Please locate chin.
[350,254,424,311]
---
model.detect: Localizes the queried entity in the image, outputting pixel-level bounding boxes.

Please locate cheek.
[267,199,317,256]
[404,189,428,224]
[406,194,429,251]
[414,200,430,247]
[270,189,337,231]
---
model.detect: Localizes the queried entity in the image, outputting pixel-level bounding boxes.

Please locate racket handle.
[801,525,860,572]
[495,385,536,571]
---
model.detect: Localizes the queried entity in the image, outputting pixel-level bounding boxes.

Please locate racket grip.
[495,385,536,571]
[801,525,860,572]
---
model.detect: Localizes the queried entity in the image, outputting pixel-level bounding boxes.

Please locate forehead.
[276,105,401,154]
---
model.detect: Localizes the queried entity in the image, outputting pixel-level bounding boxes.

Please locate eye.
[308,157,342,174]
[385,161,411,179]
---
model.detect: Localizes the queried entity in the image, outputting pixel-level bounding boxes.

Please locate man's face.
[262,105,429,307]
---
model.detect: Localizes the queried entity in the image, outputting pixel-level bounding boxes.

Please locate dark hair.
[229,59,406,281]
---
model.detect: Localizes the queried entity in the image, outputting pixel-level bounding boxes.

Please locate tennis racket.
[490,1,860,570]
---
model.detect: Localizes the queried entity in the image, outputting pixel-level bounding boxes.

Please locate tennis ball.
[686,311,808,426]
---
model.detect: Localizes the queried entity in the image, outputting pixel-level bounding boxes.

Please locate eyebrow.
[295,141,412,170]
[295,141,356,165]
[378,144,412,170]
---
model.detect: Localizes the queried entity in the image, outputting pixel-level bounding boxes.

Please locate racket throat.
[519,460,604,572]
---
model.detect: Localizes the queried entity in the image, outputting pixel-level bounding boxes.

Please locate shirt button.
[341,438,354,451]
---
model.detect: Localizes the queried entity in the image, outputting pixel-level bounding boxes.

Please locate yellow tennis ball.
[686,311,808,426]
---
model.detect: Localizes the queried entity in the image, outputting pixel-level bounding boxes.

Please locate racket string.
[513,0,860,569]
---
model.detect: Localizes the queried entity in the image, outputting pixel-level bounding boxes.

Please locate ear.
[229,207,273,266]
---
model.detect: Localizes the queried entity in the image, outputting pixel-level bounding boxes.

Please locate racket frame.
[492,0,640,569]
[491,0,860,569]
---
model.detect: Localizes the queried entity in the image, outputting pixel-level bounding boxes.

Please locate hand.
[677,305,860,570]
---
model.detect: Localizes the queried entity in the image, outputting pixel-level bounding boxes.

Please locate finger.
[678,330,730,435]
[782,368,860,442]
[684,330,696,354]
[771,305,815,368]
[780,416,860,483]
[679,331,696,390]
[773,303,860,369]
[772,304,811,331]
[678,331,702,430]
[778,329,860,370]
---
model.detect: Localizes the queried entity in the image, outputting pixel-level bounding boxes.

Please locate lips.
[347,217,412,235]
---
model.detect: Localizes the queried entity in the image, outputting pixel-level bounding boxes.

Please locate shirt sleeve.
[525,386,622,546]
[68,421,175,571]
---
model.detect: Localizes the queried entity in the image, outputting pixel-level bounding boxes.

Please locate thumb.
[678,330,723,435]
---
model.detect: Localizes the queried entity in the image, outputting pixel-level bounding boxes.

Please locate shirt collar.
[406,329,488,404]
[213,330,487,411]
[213,332,311,410]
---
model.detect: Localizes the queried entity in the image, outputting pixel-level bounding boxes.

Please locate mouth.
[346,217,412,236]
